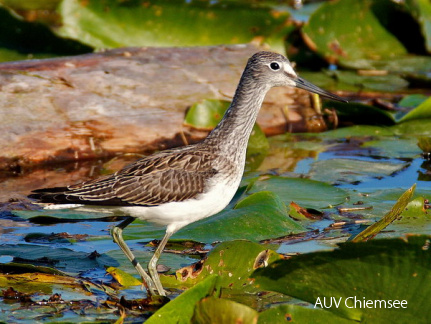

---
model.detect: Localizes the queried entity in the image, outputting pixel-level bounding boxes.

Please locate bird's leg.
[148,229,174,297]
[111,217,158,296]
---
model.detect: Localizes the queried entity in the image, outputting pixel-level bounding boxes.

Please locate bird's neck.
[204,72,270,158]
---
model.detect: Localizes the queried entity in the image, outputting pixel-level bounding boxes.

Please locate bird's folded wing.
[29,149,218,207]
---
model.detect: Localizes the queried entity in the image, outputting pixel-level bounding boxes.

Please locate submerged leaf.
[309,158,408,185]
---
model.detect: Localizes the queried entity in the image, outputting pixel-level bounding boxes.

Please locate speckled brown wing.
[29,147,218,206]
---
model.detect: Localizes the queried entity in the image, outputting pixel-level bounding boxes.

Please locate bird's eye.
[270,62,280,71]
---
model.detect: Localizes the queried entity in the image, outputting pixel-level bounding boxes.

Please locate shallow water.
[0,127,430,323]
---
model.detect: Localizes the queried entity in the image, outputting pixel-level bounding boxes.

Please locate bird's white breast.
[119,173,241,233]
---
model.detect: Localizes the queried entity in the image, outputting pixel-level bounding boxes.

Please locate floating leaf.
[184,99,230,130]
[302,0,407,65]
[391,119,431,136]
[258,304,355,324]
[309,158,408,185]
[106,266,141,287]
[330,70,408,92]
[173,191,305,243]
[398,94,429,108]
[252,235,431,322]
[164,240,280,292]
[352,184,416,242]
[248,176,348,209]
[146,275,219,324]
[399,96,431,123]
[192,296,258,324]
[56,0,292,51]
[361,137,422,159]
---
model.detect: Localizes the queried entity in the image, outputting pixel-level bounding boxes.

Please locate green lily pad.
[362,137,422,159]
[146,275,219,324]
[258,304,355,324]
[309,158,408,185]
[184,99,230,130]
[0,244,115,276]
[56,0,292,52]
[302,0,407,65]
[398,94,429,108]
[164,240,280,292]
[330,70,409,92]
[391,119,431,136]
[174,191,305,243]
[252,235,431,322]
[248,176,348,209]
[398,96,431,123]
[106,266,141,287]
[385,197,431,236]
[192,296,258,324]
[352,184,416,242]
[321,125,395,139]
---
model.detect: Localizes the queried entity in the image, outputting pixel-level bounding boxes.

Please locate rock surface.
[0,44,323,171]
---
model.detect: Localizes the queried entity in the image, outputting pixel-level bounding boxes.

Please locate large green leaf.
[56,0,291,51]
[192,296,258,324]
[248,176,348,209]
[174,191,305,242]
[146,275,219,324]
[258,304,355,324]
[252,235,431,322]
[302,0,407,65]
[163,240,280,291]
[398,96,431,123]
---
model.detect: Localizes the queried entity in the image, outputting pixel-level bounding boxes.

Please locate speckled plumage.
[29,51,346,297]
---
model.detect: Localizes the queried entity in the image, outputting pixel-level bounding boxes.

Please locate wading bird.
[29,51,347,296]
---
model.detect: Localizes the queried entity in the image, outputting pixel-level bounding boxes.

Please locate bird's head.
[247,51,347,103]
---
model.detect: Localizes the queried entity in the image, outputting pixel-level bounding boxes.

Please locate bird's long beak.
[295,77,348,103]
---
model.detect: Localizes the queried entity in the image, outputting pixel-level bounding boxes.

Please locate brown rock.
[0,44,319,171]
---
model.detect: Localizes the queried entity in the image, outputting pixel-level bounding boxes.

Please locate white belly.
[119,175,240,233]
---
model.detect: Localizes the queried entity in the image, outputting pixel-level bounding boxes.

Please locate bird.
[28,51,347,297]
